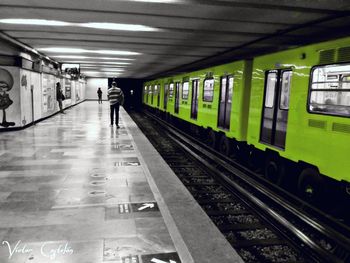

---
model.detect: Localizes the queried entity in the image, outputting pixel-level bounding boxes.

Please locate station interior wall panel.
[86,78,108,101]
[0,66,86,130]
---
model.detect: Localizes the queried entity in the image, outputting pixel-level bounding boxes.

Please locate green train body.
[144,60,252,142]
[248,37,350,184]
[143,36,350,201]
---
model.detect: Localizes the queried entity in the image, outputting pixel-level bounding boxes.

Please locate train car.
[185,61,252,156]
[143,37,350,204]
[144,81,157,108]
[247,37,350,202]
[148,60,253,156]
[143,82,149,106]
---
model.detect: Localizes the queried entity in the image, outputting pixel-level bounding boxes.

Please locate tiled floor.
[0,102,180,263]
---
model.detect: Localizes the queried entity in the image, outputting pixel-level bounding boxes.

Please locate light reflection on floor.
[0,102,178,263]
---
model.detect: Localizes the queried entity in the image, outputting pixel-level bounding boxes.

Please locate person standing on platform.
[97,87,102,104]
[56,82,65,114]
[107,81,124,128]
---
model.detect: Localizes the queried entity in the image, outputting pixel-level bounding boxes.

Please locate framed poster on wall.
[64,78,71,99]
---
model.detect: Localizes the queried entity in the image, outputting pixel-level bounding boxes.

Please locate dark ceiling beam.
[146,11,350,78]
[4,29,321,44]
[0,31,59,64]
[189,0,347,14]
[0,1,342,17]
[15,37,253,49]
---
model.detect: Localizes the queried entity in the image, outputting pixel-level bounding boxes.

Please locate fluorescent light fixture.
[80,65,125,68]
[38,47,140,56]
[95,50,139,55]
[0,19,161,32]
[81,70,125,73]
[0,19,71,26]
[81,66,124,70]
[51,55,134,61]
[130,0,183,3]
[81,22,159,32]
[79,66,128,70]
[60,61,131,65]
[39,47,87,53]
[82,71,121,75]
[100,69,124,72]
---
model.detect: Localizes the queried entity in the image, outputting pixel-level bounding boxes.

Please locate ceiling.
[0,0,350,79]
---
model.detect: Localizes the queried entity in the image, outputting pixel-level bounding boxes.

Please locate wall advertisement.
[0,66,20,129]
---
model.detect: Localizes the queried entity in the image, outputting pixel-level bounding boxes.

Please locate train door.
[157,85,160,107]
[191,79,199,119]
[260,70,292,149]
[218,76,234,129]
[163,84,168,110]
[150,86,154,105]
[175,82,180,114]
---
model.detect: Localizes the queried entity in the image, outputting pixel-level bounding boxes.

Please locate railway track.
[130,110,350,263]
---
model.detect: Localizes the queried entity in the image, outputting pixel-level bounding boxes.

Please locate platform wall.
[86,78,108,101]
[0,66,87,130]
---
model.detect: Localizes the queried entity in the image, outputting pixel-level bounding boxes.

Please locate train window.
[228,76,234,103]
[182,81,189,100]
[169,83,174,98]
[265,71,277,108]
[203,78,214,102]
[280,71,292,110]
[309,64,350,117]
[149,86,153,104]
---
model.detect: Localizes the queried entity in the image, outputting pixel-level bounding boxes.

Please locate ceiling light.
[0,19,160,32]
[82,71,121,75]
[60,61,131,65]
[82,69,124,73]
[100,69,125,72]
[39,47,87,53]
[130,0,183,3]
[38,47,140,56]
[80,65,126,69]
[95,50,139,55]
[51,55,134,61]
[81,68,124,73]
[81,22,160,32]
[0,19,71,26]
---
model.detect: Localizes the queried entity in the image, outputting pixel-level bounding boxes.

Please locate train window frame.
[279,70,292,111]
[308,63,350,118]
[169,83,174,98]
[263,70,278,108]
[203,78,214,102]
[164,83,169,97]
[182,81,189,100]
[144,85,149,104]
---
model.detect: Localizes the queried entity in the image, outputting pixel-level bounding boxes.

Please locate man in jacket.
[107,81,124,128]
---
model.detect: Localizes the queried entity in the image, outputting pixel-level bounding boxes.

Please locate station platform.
[0,101,243,263]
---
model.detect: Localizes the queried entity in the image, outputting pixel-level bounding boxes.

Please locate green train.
[143,36,350,204]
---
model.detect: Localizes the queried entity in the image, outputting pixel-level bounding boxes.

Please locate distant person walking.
[108,81,124,128]
[97,87,102,104]
[56,82,65,113]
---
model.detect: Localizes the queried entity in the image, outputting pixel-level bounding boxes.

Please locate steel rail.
[144,110,350,263]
